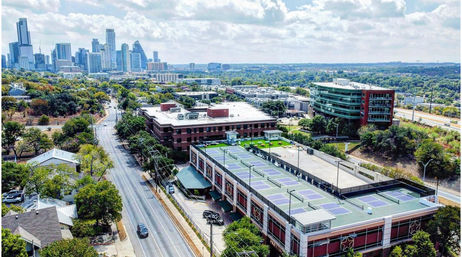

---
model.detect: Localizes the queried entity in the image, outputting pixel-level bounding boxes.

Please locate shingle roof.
[27,148,79,165]
[2,206,63,247]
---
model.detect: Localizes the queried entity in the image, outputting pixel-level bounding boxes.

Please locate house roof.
[177,166,212,190]
[2,207,63,248]
[27,148,79,165]
[24,196,77,226]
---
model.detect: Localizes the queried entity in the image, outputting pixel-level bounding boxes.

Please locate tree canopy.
[2,228,27,257]
[39,238,98,257]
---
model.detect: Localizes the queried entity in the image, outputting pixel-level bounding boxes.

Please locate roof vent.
[15,215,19,219]
[36,210,39,215]
[367,207,372,215]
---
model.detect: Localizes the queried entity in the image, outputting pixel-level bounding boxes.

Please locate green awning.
[209,190,221,201]
[218,200,233,213]
[176,166,212,190]
[230,211,243,221]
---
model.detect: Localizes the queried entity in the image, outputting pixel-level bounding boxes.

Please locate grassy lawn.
[327,142,360,152]
[203,139,291,149]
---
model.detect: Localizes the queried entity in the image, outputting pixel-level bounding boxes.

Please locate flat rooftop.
[175,91,218,96]
[313,82,391,91]
[141,102,276,127]
[267,146,368,189]
[198,145,435,229]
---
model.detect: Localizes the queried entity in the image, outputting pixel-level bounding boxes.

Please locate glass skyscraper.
[106,29,116,69]
[132,41,147,70]
[121,43,130,72]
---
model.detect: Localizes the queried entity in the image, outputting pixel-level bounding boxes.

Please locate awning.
[176,166,212,190]
[230,211,243,221]
[209,191,221,201]
[218,200,233,213]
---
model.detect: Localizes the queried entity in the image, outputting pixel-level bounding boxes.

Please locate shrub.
[38,115,50,125]
[70,219,97,238]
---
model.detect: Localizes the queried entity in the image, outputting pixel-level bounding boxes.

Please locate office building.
[75,48,89,71]
[16,18,31,45]
[1,55,6,68]
[106,29,116,69]
[18,45,34,69]
[116,50,122,71]
[91,39,100,52]
[189,142,438,257]
[310,79,395,127]
[132,41,147,70]
[8,42,20,68]
[180,78,221,86]
[52,43,72,72]
[189,63,195,71]
[153,51,159,62]
[147,61,168,71]
[207,62,221,72]
[139,101,277,151]
[34,53,46,71]
[87,52,102,73]
[221,64,231,70]
[130,52,142,72]
[174,91,219,101]
[101,44,112,71]
[151,73,179,83]
[121,43,130,72]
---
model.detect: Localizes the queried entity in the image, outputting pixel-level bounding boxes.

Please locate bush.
[38,115,50,125]
[71,219,97,238]
[360,163,424,185]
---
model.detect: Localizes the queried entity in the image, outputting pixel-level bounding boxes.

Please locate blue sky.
[2,0,460,63]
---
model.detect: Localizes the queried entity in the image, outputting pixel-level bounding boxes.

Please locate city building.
[106,29,116,69]
[180,78,221,86]
[75,48,89,71]
[153,51,159,62]
[2,55,7,68]
[87,52,103,74]
[174,91,219,101]
[132,40,147,69]
[34,53,46,71]
[91,38,100,52]
[16,18,31,45]
[9,42,20,68]
[310,79,395,127]
[189,62,195,71]
[121,43,130,72]
[207,62,221,72]
[16,18,34,70]
[402,94,424,106]
[139,101,277,151]
[101,43,112,71]
[53,43,72,72]
[147,61,168,71]
[189,142,438,257]
[151,73,179,83]
[116,50,122,71]
[130,52,142,72]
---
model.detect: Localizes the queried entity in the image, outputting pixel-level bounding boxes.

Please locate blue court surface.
[290,208,307,215]
[277,177,299,186]
[320,202,351,215]
[250,180,271,190]
[298,189,324,200]
[226,163,242,170]
[262,168,281,176]
[357,195,388,207]
[235,171,255,179]
[385,190,415,202]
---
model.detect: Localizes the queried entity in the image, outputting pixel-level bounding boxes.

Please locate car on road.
[202,210,220,219]
[168,185,175,194]
[137,223,149,238]
[104,124,107,126]
[207,217,224,226]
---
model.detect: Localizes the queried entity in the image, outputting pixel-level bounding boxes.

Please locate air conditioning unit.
[177,114,184,120]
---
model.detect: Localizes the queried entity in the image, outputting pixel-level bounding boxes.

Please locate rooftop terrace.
[196,145,436,230]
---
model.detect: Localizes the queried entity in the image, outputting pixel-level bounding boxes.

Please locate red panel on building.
[207,108,229,118]
[160,103,177,111]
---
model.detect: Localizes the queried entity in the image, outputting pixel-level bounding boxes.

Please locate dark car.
[207,217,224,226]
[137,223,149,238]
[202,210,220,219]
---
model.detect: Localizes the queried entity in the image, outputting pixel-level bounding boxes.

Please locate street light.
[288,189,296,225]
[248,165,254,190]
[419,159,433,181]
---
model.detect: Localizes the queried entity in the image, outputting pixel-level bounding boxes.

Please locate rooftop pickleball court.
[384,190,415,202]
[320,202,351,215]
[236,152,254,159]
[277,177,299,186]
[249,161,266,167]
[298,189,324,200]
[289,208,307,215]
[250,181,271,190]
[226,163,243,170]
[267,193,290,205]
[235,171,255,179]
[262,168,281,176]
[205,149,220,155]
[357,195,388,207]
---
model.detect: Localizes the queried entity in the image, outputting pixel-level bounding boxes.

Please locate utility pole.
[297,146,301,173]
[210,222,213,257]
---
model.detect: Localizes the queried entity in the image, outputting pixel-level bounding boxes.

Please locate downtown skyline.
[2,0,460,64]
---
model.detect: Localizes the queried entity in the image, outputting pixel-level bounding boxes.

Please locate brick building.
[139,101,277,151]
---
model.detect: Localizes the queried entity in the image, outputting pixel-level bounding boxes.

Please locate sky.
[1,0,460,64]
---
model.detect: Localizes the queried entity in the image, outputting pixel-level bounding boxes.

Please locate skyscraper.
[9,42,19,67]
[75,48,89,71]
[132,41,147,70]
[2,55,6,69]
[116,50,122,71]
[121,43,130,72]
[16,18,31,45]
[87,52,102,73]
[53,43,72,71]
[92,39,100,52]
[130,52,141,72]
[101,44,112,71]
[34,53,46,71]
[189,63,195,71]
[106,29,116,69]
[153,51,159,62]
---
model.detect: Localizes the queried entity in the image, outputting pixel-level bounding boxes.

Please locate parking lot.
[170,183,231,254]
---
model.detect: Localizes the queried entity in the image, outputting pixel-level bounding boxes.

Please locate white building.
[27,148,80,172]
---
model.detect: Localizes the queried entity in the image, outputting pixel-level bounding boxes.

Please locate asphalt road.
[394,108,459,131]
[96,102,195,257]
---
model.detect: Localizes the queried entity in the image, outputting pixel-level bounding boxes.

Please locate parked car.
[137,223,149,238]
[168,185,175,194]
[3,192,24,203]
[202,210,220,219]
[207,217,224,226]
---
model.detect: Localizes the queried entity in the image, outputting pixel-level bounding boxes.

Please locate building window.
[254,124,258,128]
[187,128,192,134]
[225,180,233,198]
[250,201,263,226]
[176,138,181,143]
[176,129,182,134]
[268,215,285,247]
[244,133,248,137]
[225,126,230,130]
[218,126,223,131]
[199,158,204,171]
[191,152,197,165]
[206,164,212,178]
[244,124,248,129]
[290,234,300,256]
[187,137,192,142]
[194,128,197,133]
[199,128,204,133]
[163,128,169,133]
[237,125,241,130]
[237,190,247,211]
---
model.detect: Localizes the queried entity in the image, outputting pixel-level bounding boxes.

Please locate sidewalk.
[142,172,211,257]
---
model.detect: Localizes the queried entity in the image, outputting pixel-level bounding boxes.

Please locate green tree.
[426,206,460,255]
[224,217,260,236]
[178,95,196,108]
[75,181,122,226]
[38,114,50,125]
[39,238,98,257]
[2,96,17,111]
[22,127,53,155]
[62,116,91,137]
[94,91,110,104]
[415,139,454,180]
[2,204,24,216]
[2,161,29,192]
[298,118,311,130]
[261,100,287,117]
[2,228,27,257]
[344,248,362,257]
[309,115,327,134]
[222,228,269,257]
[25,166,50,194]
[71,219,97,238]
[115,113,146,140]
[390,246,403,257]
[2,121,25,157]
[76,144,113,179]
[404,231,436,257]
